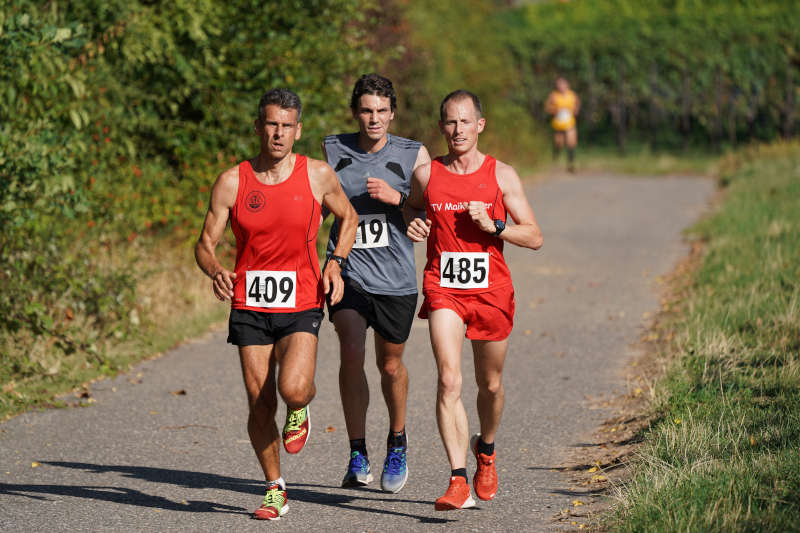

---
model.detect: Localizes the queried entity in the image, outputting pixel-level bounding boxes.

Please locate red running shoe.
[282,405,309,454]
[434,476,476,511]
[253,483,288,520]
[471,433,498,501]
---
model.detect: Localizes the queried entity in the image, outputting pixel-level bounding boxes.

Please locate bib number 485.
[246,271,296,308]
[440,252,489,289]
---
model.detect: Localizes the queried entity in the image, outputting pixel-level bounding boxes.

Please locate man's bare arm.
[194,166,239,300]
[467,161,542,250]
[495,162,542,249]
[309,159,357,304]
[404,162,432,242]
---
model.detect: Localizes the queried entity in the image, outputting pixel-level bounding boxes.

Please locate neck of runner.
[444,149,485,175]
[251,152,296,185]
[357,132,389,154]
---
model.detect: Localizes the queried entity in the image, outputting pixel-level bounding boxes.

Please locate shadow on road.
[0,462,455,524]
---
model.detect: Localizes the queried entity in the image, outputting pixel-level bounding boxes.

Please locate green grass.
[608,141,800,531]
[574,144,720,176]
[0,235,230,420]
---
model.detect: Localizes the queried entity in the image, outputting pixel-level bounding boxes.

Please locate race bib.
[439,252,489,289]
[556,109,573,122]
[354,213,389,249]
[246,271,296,308]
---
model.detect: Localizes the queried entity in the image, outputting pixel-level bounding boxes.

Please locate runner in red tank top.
[195,89,357,521]
[405,90,543,511]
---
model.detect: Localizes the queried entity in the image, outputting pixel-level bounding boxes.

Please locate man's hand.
[468,201,495,233]
[407,217,431,242]
[323,260,345,305]
[366,177,402,206]
[212,270,237,301]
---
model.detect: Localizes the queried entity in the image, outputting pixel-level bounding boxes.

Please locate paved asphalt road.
[1,173,713,532]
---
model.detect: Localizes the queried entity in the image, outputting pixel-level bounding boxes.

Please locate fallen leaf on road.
[633,387,643,396]
[31,462,40,468]
[150,411,159,415]
[170,390,187,396]
[325,426,335,432]
[588,466,598,473]
[592,474,607,482]
[573,500,584,506]
[524,329,532,335]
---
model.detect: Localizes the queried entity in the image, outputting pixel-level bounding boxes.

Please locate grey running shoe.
[341,451,373,487]
[381,444,408,493]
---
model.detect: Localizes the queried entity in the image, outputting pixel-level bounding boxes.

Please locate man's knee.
[279,378,314,407]
[477,375,503,397]
[437,369,462,399]
[377,352,405,380]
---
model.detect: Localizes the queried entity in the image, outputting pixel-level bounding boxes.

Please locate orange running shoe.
[471,434,498,500]
[282,405,309,454]
[253,482,288,520]
[434,476,476,511]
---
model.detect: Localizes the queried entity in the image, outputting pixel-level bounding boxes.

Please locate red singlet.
[422,155,512,294]
[230,155,323,313]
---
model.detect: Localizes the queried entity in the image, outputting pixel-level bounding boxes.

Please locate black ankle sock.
[387,428,407,448]
[567,149,575,163]
[477,438,494,456]
[349,438,367,458]
[451,468,467,482]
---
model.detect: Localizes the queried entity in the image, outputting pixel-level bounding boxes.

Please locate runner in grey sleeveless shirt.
[322,74,430,494]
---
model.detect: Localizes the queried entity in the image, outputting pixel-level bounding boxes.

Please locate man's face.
[256,104,302,159]
[353,94,394,142]
[439,98,485,155]
[556,78,568,92]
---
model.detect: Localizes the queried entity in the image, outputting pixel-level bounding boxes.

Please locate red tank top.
[230,155,323,312]
[422,155,512,294]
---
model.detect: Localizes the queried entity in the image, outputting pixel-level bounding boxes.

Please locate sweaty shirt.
[422,155,512,294]
[230,156,324,313]
[324,133,421,296]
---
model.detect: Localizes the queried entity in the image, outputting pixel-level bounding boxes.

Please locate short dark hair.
[439,89,482,121]
[350,73,397,111]
[258,88,302,122]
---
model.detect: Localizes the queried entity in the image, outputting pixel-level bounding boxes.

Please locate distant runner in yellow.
[545,77,580,172]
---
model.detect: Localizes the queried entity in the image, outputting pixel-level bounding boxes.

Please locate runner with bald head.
[405,89,543,510]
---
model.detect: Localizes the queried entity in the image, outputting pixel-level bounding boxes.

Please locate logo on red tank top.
[246,190,265,212]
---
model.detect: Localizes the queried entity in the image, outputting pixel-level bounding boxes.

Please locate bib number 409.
[246,271,296,308]
[440,252,489,289]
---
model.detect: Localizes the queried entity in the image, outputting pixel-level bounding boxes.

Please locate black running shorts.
[227,308,324,346]
[327,277,418,344]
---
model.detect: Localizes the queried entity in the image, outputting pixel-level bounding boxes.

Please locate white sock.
[267,477,286,490]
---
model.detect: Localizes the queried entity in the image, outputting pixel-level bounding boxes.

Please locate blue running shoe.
[381,444,408,493]
[341,451,373,487]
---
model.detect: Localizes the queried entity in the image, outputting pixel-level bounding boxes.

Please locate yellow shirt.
[550,90,577,131]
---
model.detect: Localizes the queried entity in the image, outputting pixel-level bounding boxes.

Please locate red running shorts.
[418,284,515,341]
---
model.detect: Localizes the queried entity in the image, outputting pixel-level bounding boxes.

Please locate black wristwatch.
[397,191,408,209]
[493,219,506,236]
[330,255,347,269]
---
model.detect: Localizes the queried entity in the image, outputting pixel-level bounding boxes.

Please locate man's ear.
[477,117,486,134]
[295,122,303,140]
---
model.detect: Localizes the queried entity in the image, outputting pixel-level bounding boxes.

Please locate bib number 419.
[440,252,489,289]
[246,271,296,308]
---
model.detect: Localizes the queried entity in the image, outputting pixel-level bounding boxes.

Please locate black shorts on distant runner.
[227,308,324,346]
[327,277,417,344]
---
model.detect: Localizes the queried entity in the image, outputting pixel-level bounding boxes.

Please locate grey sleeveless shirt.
[324,133,421,295]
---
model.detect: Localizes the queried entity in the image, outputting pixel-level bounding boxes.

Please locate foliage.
[0,0,380,417]
[505,0,800,151]
[609,142,800,530]
[375,0,547,163]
